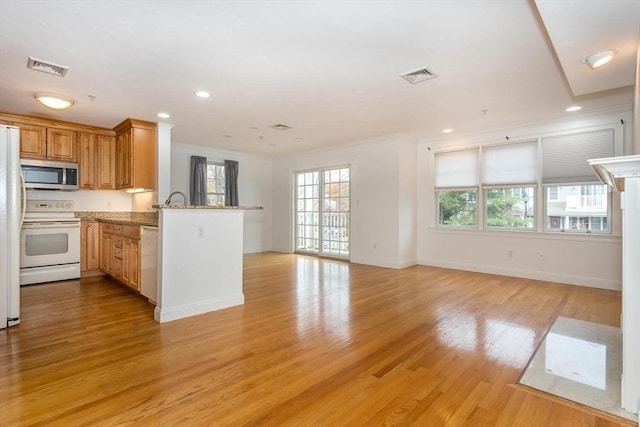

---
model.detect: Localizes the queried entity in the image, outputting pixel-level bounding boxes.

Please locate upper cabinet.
[46,128,77,162]
[1,112,155,191]
[11,122,77,162]
[79,132,116,190]
[114,118,156,191]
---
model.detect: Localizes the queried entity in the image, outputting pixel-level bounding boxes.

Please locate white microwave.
[20,159,79,191]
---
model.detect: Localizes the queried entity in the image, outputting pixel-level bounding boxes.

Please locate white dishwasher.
[140,226,158,304]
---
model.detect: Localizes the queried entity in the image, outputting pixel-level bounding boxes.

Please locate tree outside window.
[437,190,477,226]
[485,187,535,229]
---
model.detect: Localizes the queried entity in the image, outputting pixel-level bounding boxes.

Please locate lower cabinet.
[81,220,100,272]
[99,222,141,291]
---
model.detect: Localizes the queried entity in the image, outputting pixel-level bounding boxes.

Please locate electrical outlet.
[507,250,513,258]
[198,227,205,238]
[537,251,544,260]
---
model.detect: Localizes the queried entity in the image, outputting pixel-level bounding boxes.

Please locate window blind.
[542,129,614,184]
[482,141,537,185]
[434,148,478,188]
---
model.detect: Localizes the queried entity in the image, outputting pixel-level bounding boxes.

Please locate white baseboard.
[350,257,417,270]
[417,258,621,290]
[154,293,245,323]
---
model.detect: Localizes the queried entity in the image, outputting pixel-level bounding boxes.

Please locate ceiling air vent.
[27,57,69,77]
[271,123,292,131]
[401,67,437,84]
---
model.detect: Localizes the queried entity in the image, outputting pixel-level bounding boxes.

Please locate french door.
[295,166,350,259]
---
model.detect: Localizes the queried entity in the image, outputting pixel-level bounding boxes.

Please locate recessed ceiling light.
[34,92,74,110]
[157,112,170,119]
[194,90,210,98]
[583,50,616,69]
[442,128,453,133]
[565,106,582,112]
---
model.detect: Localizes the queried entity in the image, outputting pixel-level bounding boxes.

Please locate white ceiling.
[0,0,637,156]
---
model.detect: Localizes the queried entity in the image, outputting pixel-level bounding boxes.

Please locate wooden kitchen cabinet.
[46,128,77,162]
[81,220,100,272]
[114,118,156,190]
[17,123,48,159]
[99,222,141,292]
[13,123,77,162]
[79,132,116,190]
[100,223,114,275]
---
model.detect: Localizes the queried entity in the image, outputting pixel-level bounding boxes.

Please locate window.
[544,184,609,232]
[295,167,350,258]
[432,125,618,234]
[542,129,613,233]
[485,186,535,229]
[434,149,478,227]
[482,141,537,230]
[206,162,225,206]
[437,190,477,226]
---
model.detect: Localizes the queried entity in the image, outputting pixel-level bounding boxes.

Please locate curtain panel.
[190,155,208,206]
[224,160,239,206]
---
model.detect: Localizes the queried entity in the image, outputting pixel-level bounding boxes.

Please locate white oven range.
[20,200,81,286]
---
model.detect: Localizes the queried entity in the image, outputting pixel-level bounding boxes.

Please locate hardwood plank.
[0,253,634,426]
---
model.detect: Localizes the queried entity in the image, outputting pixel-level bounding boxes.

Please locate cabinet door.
[86,222,100,270]
[97,135,116,189]
[115,131,132,189]
[81,221,100,271]
[123,238,141,291]
[79,133,97,189]
[47,128,77,162]
[19,124,47,159]
[100,230,112,274]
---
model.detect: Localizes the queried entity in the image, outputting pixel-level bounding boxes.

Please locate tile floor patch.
[519,316,637,423]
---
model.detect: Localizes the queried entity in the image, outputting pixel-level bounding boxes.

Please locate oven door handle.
[22,223,81,229]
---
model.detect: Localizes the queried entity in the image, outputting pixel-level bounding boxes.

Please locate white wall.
[170,142,272,254]
[417,110,633,290]
[26,189,132,211]
[271,133,418,269]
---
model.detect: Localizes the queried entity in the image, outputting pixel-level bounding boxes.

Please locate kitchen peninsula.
[153,204,263,323]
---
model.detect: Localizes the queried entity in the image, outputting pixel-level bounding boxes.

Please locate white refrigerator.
[0,125,22,329]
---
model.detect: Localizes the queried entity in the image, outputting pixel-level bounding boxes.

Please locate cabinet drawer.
[101,223,114,234]
[114,224,123,235]
[122,225,140,239]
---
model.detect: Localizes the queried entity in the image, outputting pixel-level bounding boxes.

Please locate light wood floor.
[1,252,633,426]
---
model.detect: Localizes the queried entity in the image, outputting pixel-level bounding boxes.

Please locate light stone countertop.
[152,205,263,210]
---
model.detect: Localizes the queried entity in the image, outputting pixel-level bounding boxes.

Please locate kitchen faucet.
[165,191,188,207]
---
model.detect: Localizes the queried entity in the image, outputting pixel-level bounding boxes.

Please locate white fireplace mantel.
[590,155,640,414]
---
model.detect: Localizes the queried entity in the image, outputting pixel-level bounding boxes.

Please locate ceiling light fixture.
[442,128,453,133]
[194,90,210,98]
[157,112,170,119]
[34,92,74,110]
[565,106,582,112]
[583,50,616,69]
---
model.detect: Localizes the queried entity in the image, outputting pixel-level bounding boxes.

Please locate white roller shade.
[542,129,614,184]
[434,148,478,188]
[483,141,537,185]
